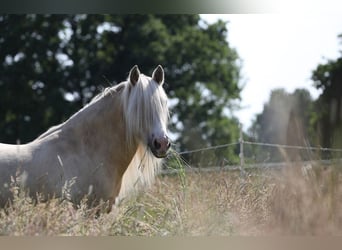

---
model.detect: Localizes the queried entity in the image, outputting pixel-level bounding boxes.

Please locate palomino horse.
[0,65,170,210]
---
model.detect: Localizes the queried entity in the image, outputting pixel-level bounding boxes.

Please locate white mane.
[121,74,169,146]
[118,74,169,199]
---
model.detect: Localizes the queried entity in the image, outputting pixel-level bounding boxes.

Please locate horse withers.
[0,65,170,210]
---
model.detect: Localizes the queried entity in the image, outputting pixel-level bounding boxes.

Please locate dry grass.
[266,164,342,235]
[1,162,342,235]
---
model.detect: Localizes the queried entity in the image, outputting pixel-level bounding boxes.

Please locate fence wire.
[178,142,239,155]
[171,139,342,171]
[243,141,342,152]
[178,140,342,156]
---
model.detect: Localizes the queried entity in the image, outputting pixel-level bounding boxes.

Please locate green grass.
[1,162,342,235]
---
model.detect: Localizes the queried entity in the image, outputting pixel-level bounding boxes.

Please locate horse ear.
[152,65,164,85]
[129,65,140,86]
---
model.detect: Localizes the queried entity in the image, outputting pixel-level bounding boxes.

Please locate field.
[1,162,342,236]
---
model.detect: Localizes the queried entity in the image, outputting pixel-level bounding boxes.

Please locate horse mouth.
[149,146,169,158]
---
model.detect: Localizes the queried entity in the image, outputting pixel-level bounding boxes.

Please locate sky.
[200,14,342,131]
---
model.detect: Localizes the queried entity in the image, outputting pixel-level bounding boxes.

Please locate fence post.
[239,124,244,168]
[239,124,246,183]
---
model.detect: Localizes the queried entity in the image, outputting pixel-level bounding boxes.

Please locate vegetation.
[248,35,342,163]
[311,45,342,149]
[1,162,342,235]
[247,88,317,162]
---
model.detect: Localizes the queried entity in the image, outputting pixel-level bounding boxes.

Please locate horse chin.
[150,148,168,159]
[154,153,168,159]
[147,144,168,158]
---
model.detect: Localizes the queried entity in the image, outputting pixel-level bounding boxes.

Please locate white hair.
[118,74,169,200]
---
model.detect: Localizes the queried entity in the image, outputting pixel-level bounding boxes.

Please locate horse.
[0,65,171,211]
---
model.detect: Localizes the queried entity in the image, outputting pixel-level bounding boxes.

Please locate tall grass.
[1,159,342,235]
[267,163,342,235]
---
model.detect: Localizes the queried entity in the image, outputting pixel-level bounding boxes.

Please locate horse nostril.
[167,141,171,149]
[154,139,161,150]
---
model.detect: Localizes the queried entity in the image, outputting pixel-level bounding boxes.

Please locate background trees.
[0,14,242,165]
[248,34,342,162]
[248,88,315,162]
[2,14,341,166]
[311,40,342,149]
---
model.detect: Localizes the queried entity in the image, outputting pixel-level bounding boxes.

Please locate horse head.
[125,65,171,158]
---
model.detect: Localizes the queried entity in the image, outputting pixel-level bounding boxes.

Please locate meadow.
[1,159,342,236]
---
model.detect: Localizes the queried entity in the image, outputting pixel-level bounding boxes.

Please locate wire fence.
[242,141,342,152]
[163,127,342,175]
[178,142,239,155]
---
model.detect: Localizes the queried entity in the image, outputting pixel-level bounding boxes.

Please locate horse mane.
[118,73,169,200]
[89,82,125,104]
[35,84,123,141]
[120,74,169,147]
[117,142,163,200]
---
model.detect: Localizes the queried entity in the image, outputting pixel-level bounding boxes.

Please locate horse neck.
[63,91,139,170]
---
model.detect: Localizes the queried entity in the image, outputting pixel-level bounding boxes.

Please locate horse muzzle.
[148,135,171,158]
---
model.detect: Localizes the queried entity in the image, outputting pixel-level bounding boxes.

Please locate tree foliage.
[248,88,315,162]
[0,14,241,163]
[250,89,313,143]
[311,37,342,149]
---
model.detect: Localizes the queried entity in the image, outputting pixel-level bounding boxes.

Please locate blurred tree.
[0,15,66,142]
[0,14,241,165]
[312,35,342,150]
[248,88,314,162]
